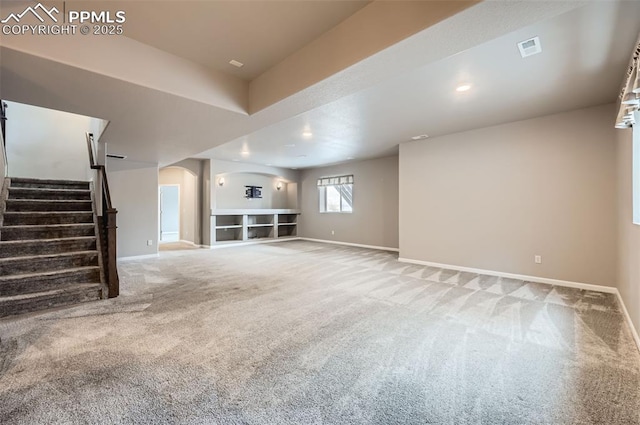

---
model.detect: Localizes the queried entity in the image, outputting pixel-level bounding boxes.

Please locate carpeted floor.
[159,241,203,251]
[0,240,639,424]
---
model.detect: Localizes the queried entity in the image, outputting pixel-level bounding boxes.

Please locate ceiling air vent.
[517,36,542,58]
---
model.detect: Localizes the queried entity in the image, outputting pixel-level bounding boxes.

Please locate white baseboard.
[118,253,159,261]
[398,257,616,294]
[615,290,640,353]
[398,256,639,353]
[299,237,399,252]
[208,237,302,249]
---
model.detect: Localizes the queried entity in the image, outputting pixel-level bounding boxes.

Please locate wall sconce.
[218,177,225,186]
[276,181,283,191]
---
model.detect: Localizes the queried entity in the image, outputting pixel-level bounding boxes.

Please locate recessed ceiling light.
[302,131,313,138]
[411,134,429,140]
[229,59,244,68]
[284,143,295,148]
[456,84,472,92]
[241,150,250,156]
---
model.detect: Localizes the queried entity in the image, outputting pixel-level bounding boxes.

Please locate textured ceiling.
[200,1,640,168]
[86,0,371,80]
[2,1,631,169]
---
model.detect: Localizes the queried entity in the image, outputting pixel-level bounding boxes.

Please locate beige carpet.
[0,240,639,424]
[159,241,202,251]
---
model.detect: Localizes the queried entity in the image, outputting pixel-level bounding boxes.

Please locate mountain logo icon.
[1,3,59,24]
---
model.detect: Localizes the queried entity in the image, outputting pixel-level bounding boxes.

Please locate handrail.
[0,101,7,176]
[87,131,96,166]
[0,101,7,145]
[86,132,119,298]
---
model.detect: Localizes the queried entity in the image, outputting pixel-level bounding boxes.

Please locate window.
[318,175,353,213]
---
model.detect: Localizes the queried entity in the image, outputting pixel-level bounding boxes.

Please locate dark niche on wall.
[245,185,262,199]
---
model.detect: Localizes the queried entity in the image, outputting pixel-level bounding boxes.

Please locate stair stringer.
[88,181,108,299]
[0,177,9,229]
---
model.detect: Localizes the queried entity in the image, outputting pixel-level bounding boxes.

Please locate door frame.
[159,184,181,243]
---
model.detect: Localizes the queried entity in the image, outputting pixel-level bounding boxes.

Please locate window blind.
[317,175,354,186]
[616,34,640,128]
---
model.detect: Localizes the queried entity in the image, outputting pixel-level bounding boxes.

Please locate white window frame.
[318,175,353,214]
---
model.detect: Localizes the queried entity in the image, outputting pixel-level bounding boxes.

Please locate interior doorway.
[160,185,180,242]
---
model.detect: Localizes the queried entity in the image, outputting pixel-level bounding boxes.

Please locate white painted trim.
[299,238,399,252]
[615,289,640,353]
[118,253,159,261]
[397,257,616,294]
[208,237,302,250]
[159,184,180,242]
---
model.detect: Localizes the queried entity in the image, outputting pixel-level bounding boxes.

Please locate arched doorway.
[159,166,199,250]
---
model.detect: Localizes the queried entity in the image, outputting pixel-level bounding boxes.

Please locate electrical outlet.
[331,230,335,235]
[534,255,542,264]
[147,240,153,246]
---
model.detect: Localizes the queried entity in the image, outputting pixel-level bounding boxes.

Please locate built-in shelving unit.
[212,209,299,244]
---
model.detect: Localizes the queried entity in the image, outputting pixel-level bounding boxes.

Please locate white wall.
[616,124,640,335]
[210,159,299,210]
[107,159,159,258]
[299,155,399,249]
[214,172,291,210]
[400,104,618,286]
[5,101,107,181]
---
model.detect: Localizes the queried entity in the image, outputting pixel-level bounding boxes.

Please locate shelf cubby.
[215,227,243,242]
[246,214,274,226]
[247,226,274,240]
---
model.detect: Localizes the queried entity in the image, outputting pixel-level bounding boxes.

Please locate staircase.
[0,177,106,318]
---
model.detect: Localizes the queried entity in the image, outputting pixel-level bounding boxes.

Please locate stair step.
[2,211,94,226]
[0,284,103,318]
[0,266,101,296]
[9,178,90,190]
[0,224,95,241]
[0,237,97,258]
[0,251,99,275]
[5,199,93,212]
[8,187,91,201]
